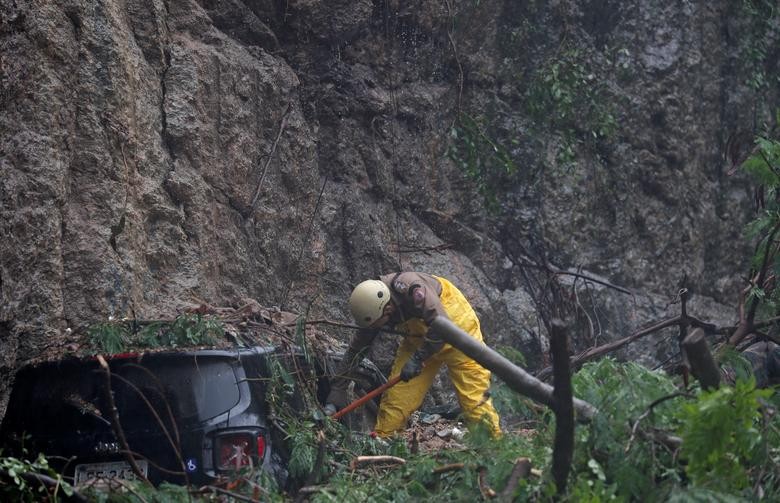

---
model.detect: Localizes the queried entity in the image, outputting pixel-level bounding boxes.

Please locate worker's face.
[370,301,396,329]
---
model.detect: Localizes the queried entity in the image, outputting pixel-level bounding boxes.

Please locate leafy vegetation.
[740,0,779,93]
[5,356,775,501]
[677,379,774,493]
[448,43,620,213]
[295,358,778,502]
[448,113,518,212]
[739,112,780,317]
[87,314,224,354]
[0,453,75,502]
[524,47,617,166]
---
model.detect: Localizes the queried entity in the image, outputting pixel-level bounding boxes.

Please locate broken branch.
[625,391,691,453]
[433,462,465,474]
[536,316,683,381]
[478,466,497,499]
[729,221,780,346]
[349,455,406,471]
[683,328,721,390]
[499,458,532,503]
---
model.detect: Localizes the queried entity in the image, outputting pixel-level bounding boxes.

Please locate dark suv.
[0,346,383,488]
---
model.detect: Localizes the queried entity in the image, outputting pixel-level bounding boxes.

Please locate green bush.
[676,379,774,493]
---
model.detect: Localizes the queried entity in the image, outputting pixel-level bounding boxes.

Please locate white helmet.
[349,280,391,328]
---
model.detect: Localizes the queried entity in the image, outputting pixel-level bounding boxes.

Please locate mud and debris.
[401,413,468,453]
[27,298,345,366]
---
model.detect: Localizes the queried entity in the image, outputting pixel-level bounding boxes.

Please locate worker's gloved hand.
[325,379,350,415]
[400,355,424,382]
[400,334,442,382]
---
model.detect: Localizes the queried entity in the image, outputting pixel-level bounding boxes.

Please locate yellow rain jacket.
[369,272,501,437]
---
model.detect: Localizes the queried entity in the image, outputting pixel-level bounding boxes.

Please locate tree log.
[682,328,721,390]
[430,317,597,420]
[550,320,574,494]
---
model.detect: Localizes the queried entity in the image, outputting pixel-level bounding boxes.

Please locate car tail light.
[215,431,265,471]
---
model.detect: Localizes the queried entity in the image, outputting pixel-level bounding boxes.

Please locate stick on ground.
[349,456,406,471]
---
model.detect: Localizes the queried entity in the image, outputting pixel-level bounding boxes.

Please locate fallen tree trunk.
[430,317,597,421]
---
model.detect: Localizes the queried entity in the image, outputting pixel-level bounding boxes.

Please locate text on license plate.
[75,460,149,485]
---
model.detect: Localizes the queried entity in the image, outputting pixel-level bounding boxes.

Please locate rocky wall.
[1,0,778,417]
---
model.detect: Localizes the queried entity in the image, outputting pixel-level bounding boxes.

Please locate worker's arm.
[336,328,378,376]
[395,274,448,381]
[325,328,378,414]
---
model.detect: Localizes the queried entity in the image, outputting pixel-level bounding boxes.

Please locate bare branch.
[249,103,291,211]
[625,392,691,453]
[392,243,454,254]
[443,0,463,119]
[547,261,634,296]
[96,355,151,486]
[536,316,683,381]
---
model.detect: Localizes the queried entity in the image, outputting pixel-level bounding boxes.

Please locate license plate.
[74,460,149,485]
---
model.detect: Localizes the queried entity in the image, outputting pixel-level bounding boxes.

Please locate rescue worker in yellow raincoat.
[325,272,501,437]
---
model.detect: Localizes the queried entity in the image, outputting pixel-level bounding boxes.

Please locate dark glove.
[400,354,425,381]
[400,332,445,382]
[324,379,350,415]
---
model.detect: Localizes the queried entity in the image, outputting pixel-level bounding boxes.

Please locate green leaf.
[742,155,778,186]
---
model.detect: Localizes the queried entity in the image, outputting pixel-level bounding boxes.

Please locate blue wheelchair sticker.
[186,459,197,472]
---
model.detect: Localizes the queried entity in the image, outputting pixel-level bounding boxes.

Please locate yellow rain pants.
[374,276,501,437]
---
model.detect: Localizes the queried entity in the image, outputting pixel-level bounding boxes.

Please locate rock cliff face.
[1,0,778,416]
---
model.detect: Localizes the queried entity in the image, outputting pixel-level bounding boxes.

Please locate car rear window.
[114,357,241,422]
[8,355,242,433]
